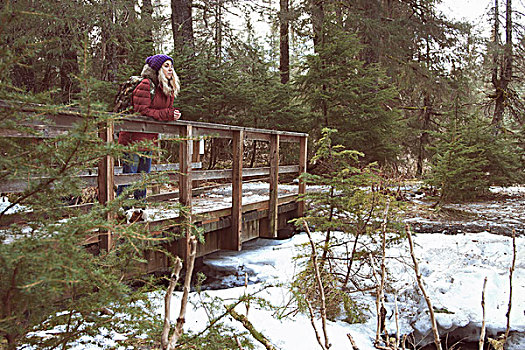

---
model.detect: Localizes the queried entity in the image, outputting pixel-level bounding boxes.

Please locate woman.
[117,54,181,200]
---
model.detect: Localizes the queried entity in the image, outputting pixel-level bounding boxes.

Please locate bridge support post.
[298,135,308,217]
[179,125,193,262]
[263,133,279,238]
[97,119,115,251]
[228,130,243,250]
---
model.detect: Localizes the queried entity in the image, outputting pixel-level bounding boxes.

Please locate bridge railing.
[0,100,308,252]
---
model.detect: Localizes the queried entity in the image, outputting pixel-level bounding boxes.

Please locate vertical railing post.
[267,133,280,238]
[97,118,115,251]
[179,125,193,261]
[229,129,243,250]
[191,136,201,189]
[298,135,308,217]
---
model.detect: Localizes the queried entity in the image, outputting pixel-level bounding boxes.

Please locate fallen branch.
[405,224,442,350]
[227,307,277,350]
[347,333,359,350]
[174,285,272,349]
[303,221,331,350]
[479,277,488,350]
[161,257,183,350]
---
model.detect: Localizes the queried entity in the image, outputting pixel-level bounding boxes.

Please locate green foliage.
[296,26,401,164]
[0,26,179,348]
[427,116,524,202]
[292,128,402,325]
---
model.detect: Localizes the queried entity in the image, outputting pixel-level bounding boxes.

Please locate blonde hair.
[158,68,180,98]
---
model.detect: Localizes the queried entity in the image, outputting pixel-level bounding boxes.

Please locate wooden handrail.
[0,99,307,141]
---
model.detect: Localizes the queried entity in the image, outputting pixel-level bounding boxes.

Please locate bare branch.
[504,229,516,342]
[161,257,183,350]
[227,307,277,350]
[479,277,488,350]
[303,221,331,349]
[405,224,442,350]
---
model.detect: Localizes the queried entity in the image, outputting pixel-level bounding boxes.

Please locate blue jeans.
[116,152,152,200]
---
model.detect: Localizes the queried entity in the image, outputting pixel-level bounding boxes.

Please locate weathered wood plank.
[298,136,308,217]
[227,130,243,251]
[263,134,279,238]
[179,125,193,263]
[97,120,115,251]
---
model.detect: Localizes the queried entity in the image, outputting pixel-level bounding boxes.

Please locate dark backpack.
[113,76,156,113]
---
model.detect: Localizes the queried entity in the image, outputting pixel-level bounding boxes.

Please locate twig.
[167,236,197,349]
[378,201,390,345]
[479,277,488,350]
[305,298,327,350]
[368,253,386,348]
[227,307,277,350]
[504,229,516,342]
[161,257,183,350]
[394,293,400,350]
[303,221,331,349]
[174,285,272,349]
[234,334,245,350]
[405,224,442,350]
[347,333,359,350]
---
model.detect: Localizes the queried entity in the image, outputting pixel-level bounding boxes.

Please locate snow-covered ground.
[160,229,523,350]
[6,184,525,349]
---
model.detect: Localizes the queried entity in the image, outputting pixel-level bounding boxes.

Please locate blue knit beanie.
[145,54,174,72]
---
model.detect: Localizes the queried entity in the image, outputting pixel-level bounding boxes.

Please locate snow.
[157,230,523,350]
[8,184,525,349]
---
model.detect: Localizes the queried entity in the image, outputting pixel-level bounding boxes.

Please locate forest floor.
[404,185,525,237]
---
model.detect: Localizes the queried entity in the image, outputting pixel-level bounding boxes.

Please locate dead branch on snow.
[405,224,442,350]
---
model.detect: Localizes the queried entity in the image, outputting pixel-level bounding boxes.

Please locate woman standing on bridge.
[116,54,181,200]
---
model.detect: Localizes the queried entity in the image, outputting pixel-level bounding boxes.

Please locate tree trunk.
[310,0,324,53]
[416,95,431,177]
[171,0,195,56]
[59,38,80,103]
[142,0,155,51]
[279,0,290,84]
[215,0,222,60]
[491,0,513,128]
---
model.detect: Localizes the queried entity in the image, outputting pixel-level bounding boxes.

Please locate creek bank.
[404,186,525,237]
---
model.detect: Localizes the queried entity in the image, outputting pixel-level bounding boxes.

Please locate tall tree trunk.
[215,0,222,61]
[59,25,80,103]
[171,0,195,56]
[142,0,155,51]
[310,0,324,53]
[492,0,512,128]
[362,0,381,64]
[416,95,431,177]
[279,0,290,84]
[309,0,328,125]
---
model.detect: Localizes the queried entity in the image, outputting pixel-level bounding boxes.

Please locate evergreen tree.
[296,22,401,164]
[427,115,523,202]
[292,128,401,322]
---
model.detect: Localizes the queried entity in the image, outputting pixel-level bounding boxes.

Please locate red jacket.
[118,79,176,147]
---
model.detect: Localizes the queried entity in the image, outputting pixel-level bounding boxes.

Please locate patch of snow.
[160,230,524,349]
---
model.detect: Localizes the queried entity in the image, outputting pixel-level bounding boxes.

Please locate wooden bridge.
[0,100,308,273]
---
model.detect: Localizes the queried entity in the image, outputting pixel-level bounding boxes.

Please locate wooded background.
[1,0,524,200]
